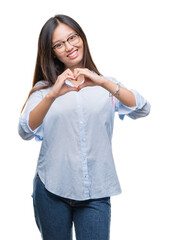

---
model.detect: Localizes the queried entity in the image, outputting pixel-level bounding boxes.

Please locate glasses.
[52,33,80,53]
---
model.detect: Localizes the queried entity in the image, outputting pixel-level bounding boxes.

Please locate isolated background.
[0,0,169,239]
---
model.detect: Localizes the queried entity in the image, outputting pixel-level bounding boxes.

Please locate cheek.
[78,43,84,57]
[55,53,65,62]
[79,41,84,51]
[76,38,83,51]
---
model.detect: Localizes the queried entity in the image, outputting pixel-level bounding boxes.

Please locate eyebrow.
[52,32,76,45]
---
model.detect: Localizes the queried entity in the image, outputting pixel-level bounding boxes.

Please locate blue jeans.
[32,174,111,240]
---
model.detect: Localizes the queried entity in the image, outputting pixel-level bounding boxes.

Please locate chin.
[66,59,83,69]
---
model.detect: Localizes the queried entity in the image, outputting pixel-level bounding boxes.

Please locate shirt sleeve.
[18,84,45,141]
[107,77,151,120]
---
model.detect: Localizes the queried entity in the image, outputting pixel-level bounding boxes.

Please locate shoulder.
[102,76,119,84]
[30,80,52,98]
[33,80,50,88]
[92,70,118,83]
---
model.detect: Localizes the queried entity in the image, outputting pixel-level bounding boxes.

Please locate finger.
[68,86,79,92]
[75,69,90,80]
[73,68,79,77]
[66,74,76,80]
[78,81,87,90]
[74,68,84,78]
[65,69,75,79]
[66,68,74,76]
[64,72,76,80]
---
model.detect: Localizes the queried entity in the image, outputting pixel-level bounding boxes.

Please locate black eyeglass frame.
[52,33,80,50]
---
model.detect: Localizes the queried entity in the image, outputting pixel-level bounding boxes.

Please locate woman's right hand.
[49,69,78,99]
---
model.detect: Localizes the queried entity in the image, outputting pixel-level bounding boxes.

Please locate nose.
[65,41,73,51]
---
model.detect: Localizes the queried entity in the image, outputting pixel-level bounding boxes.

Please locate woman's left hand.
[74,68,104,90]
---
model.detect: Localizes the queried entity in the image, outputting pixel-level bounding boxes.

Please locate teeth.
[68,50,77,57]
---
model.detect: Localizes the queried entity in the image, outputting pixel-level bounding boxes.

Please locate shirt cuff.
[118,89,151,120]
[19,112,43,141]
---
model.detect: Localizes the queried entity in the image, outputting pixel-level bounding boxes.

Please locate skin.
[52,23,84,72]
[29,23,136,130]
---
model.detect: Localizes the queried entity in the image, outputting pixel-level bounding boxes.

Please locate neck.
[64,63,84,72]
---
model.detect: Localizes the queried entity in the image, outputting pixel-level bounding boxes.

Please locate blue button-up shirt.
[18,76,151,200]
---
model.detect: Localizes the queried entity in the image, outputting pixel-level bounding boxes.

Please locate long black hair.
[21,14,101,112]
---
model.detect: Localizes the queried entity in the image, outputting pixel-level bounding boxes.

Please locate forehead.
[52,23,75,42]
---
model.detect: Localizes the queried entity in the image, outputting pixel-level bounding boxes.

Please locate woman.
[18,14,150,240]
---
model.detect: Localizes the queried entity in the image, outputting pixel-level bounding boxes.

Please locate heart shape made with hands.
[65,74,85,87]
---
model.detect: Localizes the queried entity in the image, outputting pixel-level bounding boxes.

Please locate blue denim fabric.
[32,174,111,240]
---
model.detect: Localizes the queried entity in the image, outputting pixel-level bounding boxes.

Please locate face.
[52,23,84,71]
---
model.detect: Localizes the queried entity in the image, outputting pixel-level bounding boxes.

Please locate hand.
[73,68,104,90]
[49,69,79,98]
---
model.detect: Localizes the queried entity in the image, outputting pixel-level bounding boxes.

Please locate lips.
[67,50,78,59]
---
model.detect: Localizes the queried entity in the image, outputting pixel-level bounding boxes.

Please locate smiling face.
[52,22,84,71]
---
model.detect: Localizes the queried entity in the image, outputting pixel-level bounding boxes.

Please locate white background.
[0,0,169,239]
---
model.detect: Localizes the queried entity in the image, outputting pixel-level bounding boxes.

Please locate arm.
[100,77,136,107]
[102,76,151,120]
[19,69,78,140]
[28,69,78,131]
[29,92,55,130]
[70,68,151,120]
[74,68,136,107]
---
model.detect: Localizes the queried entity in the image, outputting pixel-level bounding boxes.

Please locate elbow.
[131,92,137,107]
[19,133,34,141]
[18,125,34,140]
[144,101,151,117]
[125,91,137,107]
[137,101,151,119]
[127,101,151,120]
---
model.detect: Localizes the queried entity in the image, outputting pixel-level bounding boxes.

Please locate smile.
[67,50,78,59]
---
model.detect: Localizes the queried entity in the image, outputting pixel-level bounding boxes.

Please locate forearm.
[29,92,56,130]
[100,77,136,107]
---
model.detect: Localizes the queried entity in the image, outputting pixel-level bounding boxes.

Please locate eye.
[69,34,77,41]
[53,42,63,49]
[57,42,64,48]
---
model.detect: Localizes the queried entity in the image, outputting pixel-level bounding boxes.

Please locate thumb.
[78,82,87,90]
[68,86,79,92]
